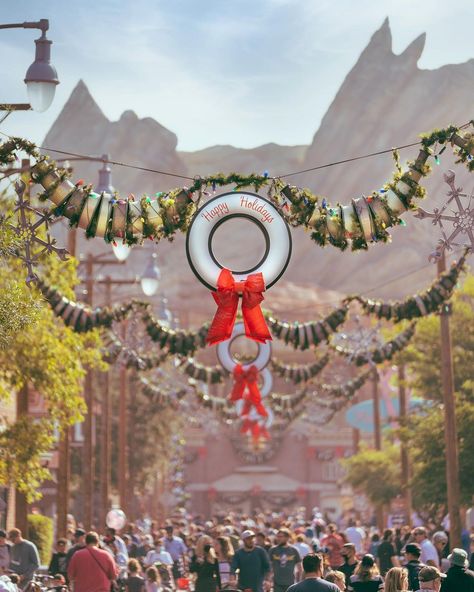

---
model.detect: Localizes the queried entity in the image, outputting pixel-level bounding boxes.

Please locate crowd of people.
[0,510,474,592]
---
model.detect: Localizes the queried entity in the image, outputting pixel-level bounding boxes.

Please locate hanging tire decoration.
[186,192,292,345]
[216,322,272,373]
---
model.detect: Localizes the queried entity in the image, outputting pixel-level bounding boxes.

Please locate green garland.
[270,353,329,383]
[331,323,417,366]
[139,377,188,408]
[38,281,149,332]
[178,352,329,386]
[144,311,210,355]
[267,306,348,350]
[102,330,168,370]
[346,250,468,321]
[0,121,468,253]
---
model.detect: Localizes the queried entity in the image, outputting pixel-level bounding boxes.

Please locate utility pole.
[118,321,128,516]
[398,364,412,527]
[56,229,76,537]
[438,252,462,547]
[372,368,384,531]
[99,277,112,530]
[82,253,95,530]
[372,370,382,451]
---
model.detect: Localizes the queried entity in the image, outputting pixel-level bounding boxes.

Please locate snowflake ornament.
[332,316,383,368]
[8,180,68,284]
[415,169,474,261]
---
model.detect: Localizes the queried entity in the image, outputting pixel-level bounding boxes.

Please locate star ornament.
[415,169,474,261]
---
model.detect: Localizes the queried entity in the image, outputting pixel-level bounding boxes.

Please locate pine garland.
[331,323,417,366]
[38,281,149,332]
[345,250,468,321]
[101,330,168,370]
[267,305,348,350]
[270,353,329,383]
[0,120,467,252]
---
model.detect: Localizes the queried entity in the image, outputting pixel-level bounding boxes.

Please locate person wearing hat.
[415,566,445,591]
[441,548,474,591]
[163,525,187,581]
[337,543,359,589]
[65,528,86,568]
[403,542,426,591]
[230,530,271,592]
[347,554,384,591]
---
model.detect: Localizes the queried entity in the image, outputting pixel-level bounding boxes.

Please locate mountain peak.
[366,17,392,55]
[400,32,426,66]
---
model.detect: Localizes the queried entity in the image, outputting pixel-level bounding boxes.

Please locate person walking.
[384,567,408,592]
[441,548,474,591]
[321,525,345,570]
[347,554,384,591]
[230,530,271,592]
[215,535,234,587]
[163,526,187,581]
[337,544,359,590]
[7,529,40,590]
[294,535,311,560]
[403,543,425,592]
[376,530,399,577]
[65,528,86,567]
[286,554,340,592]
[269,528,302,592]
[123,559,146,592]
[67,531,118,592]
[48,539,68,580]
[190,537,221,592]
[415,566,445,592]
[412,528,438,568]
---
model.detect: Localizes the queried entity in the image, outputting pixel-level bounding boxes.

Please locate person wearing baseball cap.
[442,548,474,591]
[415,566,445,591]
[403,542,426,591]
[230,530,271,592]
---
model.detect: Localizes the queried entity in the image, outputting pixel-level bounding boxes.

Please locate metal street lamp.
[140,253,161,296]
[0,19,59,112]
[158,295,173,328]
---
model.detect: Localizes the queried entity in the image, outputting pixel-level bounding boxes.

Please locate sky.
[1,0,474,151]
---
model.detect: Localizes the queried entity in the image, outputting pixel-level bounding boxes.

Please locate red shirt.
[321,533,344,568]
[68,546,118,592]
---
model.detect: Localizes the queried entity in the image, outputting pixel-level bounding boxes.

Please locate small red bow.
[230,364,268,418]
[206,268,272,345]
[241,419,270,443]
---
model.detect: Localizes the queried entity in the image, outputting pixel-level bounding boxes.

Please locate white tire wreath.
[186,191,292,290]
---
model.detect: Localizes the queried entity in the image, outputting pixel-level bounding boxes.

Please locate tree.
[398,273,474,517]
[343,444,401,507]
[0,204,104,501]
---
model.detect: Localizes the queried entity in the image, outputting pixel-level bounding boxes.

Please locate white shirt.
[345,527,365,554]
[420,538,439,567]
[293,542,311,559]
[145,549,174,567]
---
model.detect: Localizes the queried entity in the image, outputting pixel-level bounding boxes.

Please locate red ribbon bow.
[230,364,268,418]
[206,268,272,345]
[241,419,270,443]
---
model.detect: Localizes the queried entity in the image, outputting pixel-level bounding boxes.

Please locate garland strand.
[267,306,348,350]
[345,250,468,321]
[0,122,470,252]
[101,330,168,370]
[270,353,329,383]
[331,323,417,366]
[38,280,149,332]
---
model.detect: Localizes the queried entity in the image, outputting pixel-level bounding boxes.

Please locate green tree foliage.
[343,444,401,506]
[0,198,104,501]
[28,513,54,564]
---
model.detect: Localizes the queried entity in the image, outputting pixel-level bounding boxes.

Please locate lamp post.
[0,19,59,112]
